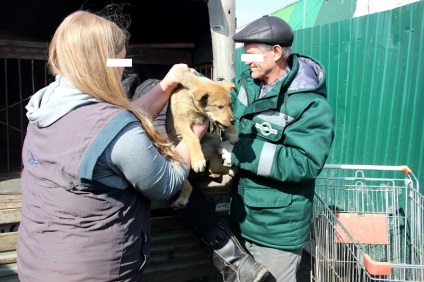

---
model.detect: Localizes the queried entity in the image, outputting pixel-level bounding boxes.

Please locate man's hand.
[218,140,234,167]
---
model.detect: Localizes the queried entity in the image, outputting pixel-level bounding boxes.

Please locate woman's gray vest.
[18,102,150,281]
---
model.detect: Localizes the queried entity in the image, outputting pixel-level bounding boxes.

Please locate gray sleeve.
[99,122,188,201]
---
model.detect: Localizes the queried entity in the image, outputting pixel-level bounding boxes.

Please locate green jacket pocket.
[243,188,292,208]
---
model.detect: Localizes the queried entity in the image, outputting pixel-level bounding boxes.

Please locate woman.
[17,10,207,281]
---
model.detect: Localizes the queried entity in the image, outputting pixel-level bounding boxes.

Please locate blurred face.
[243,43,275,81]
[116,47,126,79]
[243,43,286,85]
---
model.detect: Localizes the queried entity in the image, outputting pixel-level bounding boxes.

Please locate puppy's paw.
[223,127,239,144]
[228,167,238,176]
[191,159,207,173]
[171,197,189,209]
[227,133,239,144]
[220,174,234,188]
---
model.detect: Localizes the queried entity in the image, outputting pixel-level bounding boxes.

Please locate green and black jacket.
[229,54,335,250]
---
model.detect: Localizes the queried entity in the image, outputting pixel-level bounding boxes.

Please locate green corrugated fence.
[235,2,424,192]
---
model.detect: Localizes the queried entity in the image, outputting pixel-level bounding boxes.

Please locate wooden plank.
[151,200,170,210]
[128,48,192,65]
[130,43,195,49]
[144,262,219,282]
[0,39,48,60]
[0,275,19,282]
[151,179,231,210]
[0,195,22,210]
[145,214,221,282]
[0,251,17,265]
[0,209,20,225]
[0,39,193,63]
[0,224,19,234]
[0,176,230,208]
[0,179,21,195]
[0,263,18,280]
[0,232,17,252]
[0,174,21,182]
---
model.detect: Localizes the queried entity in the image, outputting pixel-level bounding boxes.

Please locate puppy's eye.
[217,105,224,109]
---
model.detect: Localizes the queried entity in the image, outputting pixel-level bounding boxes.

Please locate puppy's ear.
[193,89,209,107]
[221,81,235,91]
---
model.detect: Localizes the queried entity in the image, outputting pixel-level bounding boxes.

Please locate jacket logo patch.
[255,122,277,136]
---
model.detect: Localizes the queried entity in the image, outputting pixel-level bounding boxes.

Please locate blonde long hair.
[48,10,181,163]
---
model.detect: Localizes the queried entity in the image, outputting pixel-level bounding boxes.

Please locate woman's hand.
[192,118,210,140]
[175,118,210,168]
[131,63,189,118]
[159,64,189,93]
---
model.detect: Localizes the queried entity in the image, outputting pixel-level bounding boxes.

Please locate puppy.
[166,68,238,209]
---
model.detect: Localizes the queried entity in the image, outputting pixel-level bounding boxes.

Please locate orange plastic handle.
[363,254,392,275]
[400,165,412,175]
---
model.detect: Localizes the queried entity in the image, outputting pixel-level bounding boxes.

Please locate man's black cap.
[233,16,294,47]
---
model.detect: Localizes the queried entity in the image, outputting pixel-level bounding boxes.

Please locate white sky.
[235,0,298,29]
[235,0,420,28]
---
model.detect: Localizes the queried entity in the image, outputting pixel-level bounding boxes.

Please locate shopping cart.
[310,164,423,282]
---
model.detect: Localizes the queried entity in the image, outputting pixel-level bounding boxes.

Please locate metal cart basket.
[311,164,423,281]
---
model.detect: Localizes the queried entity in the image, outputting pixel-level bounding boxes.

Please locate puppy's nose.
[230,117,235,125]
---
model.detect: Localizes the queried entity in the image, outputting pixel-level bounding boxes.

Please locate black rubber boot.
[203,222,269,282]
[173,175,269,282]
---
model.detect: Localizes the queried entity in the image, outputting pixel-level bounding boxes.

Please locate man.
[219,16,334,281]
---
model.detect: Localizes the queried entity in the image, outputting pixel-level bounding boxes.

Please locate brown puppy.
[166,68,238,209]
